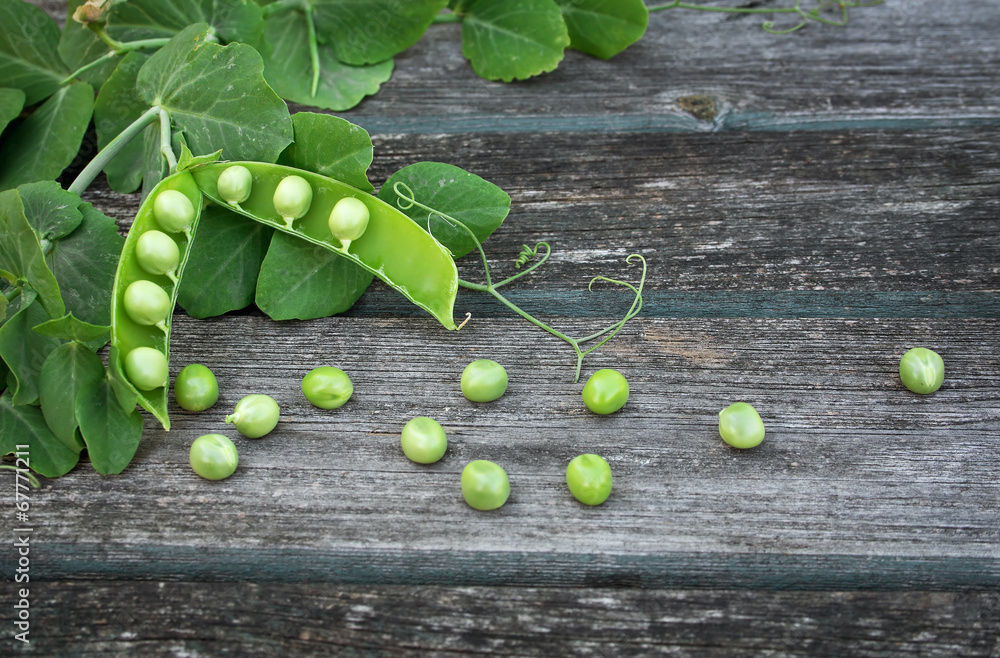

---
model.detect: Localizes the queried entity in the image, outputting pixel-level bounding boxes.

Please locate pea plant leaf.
[46,202,124,330]
[76,376,144,476]
[261,8,393,113]
[552,0,648,60]
[17,181,84,242]
[278,113,375,193]
[0,87,25,136]
[32,313,110,344]
[176,142,223,171]
[0,189,65,319]
[93,52,156,194]
[0,391,79,478]
[312,0,448,65]
[38,341,105,453]
[137,24,293,166]
[0,82,95,191]
[0,0,67,105]
[255,231,374,321]
[0,299,62,407]
[178,204,273,318]
[378,162,510,259]
[460,0,569,82]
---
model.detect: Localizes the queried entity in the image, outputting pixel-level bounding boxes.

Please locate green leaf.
[461,0,569,81]
[17,181,84,242]
[278,112,374,192]
[93,52,154,194]
[552,0,647,60]
[261,9,393,112]
[32,313,110,344]
[0,0,67,105]
[177,204,272,318]
[0,189,65,318]
[76,376,143,475]
[46,202,124,330]
[377,162,510,258]
[0,299,62,406]
[312,0,447,65]
[137,24,293,165]
[38,341,104,452]
[0,82,95,191]
[177,142,223,171]
[107,346,139,413]
[0,87,25,136]
[255,231,373,321]
[0,391,79,478]
[107,0,265,46]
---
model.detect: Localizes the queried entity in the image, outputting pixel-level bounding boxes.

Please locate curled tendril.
[515,244,540,268]
[0,465,41,488]
[647,0,884,34]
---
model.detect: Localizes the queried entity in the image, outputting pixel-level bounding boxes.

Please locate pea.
[217,165,253,205]
[400,417,447,464]
[124,346,168,391]
[135,230,180,278]
[461,460,510,511]
[328,197,370,250]
[565,454,613,506]
[153,189,196,233]
[581,369,629,415]
[301,366,353,410]
[123,280,171,328]
[189,434,238,481]
[225,394,280,439]
[174,364,220,411]
[460,359,508,402]
[899,347,944,394]
[273,175,313,228]
[718,402,765,449]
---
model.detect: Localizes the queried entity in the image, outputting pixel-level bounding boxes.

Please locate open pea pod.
[191,162,459,330]
[110,171,203,430]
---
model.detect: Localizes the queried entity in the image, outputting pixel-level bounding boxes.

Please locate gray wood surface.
[6,1,1000,655]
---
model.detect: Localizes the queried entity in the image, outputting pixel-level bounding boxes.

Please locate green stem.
[61,37,175,84]
[0,465,41,489]
[159,109,177,175]
[303,2,321,98]
[89,23,125,51]
[431,12,463,24]
[261,0,303,17]
[68,105,161,196]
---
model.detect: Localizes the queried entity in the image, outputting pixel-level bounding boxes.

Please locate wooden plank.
[25,315,999,586]
[13,582,1000,656]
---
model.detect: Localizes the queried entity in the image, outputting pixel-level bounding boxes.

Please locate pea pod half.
[191,162,458,330]
[110,171,204,430]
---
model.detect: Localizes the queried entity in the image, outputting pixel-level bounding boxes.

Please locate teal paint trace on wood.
[348,113,1000,135]
[37,544,1000,591]
[352,290,1000,319]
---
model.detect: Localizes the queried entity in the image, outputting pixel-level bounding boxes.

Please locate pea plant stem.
[303,2,322,98]
[159,109,178,175]
[68,105,162,196]
[431,12,463,24]
[62,32,218,85]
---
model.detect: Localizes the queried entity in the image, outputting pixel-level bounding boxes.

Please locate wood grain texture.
[6,583,998,657]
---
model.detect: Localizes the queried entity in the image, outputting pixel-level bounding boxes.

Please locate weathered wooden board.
[21,583,1000,657]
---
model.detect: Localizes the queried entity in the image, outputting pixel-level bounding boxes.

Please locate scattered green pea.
[273,175,313,228]
[719,402,765,449]
[174,364,220,412]
[899,347,944,394]
[565,454,613,506]
[328,196,370,251]
[301,366,353,410]
[217,165,253,205]
[225,394,280,439]
[582,369,629,415]
[461,359,508,402]
[400,417,448,464]
[123,280,171,329]
[153,189,196,233]
[189,434,239,480]
[135,230,180,279]
[461,460,510,511]
[124,346,168,391]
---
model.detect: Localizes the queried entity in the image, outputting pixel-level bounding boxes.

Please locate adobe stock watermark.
[9,445,34,645]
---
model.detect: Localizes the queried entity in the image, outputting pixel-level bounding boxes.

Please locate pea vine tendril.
[646,0,884,34]
[0,465,41,489]
[392,182,646,383]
